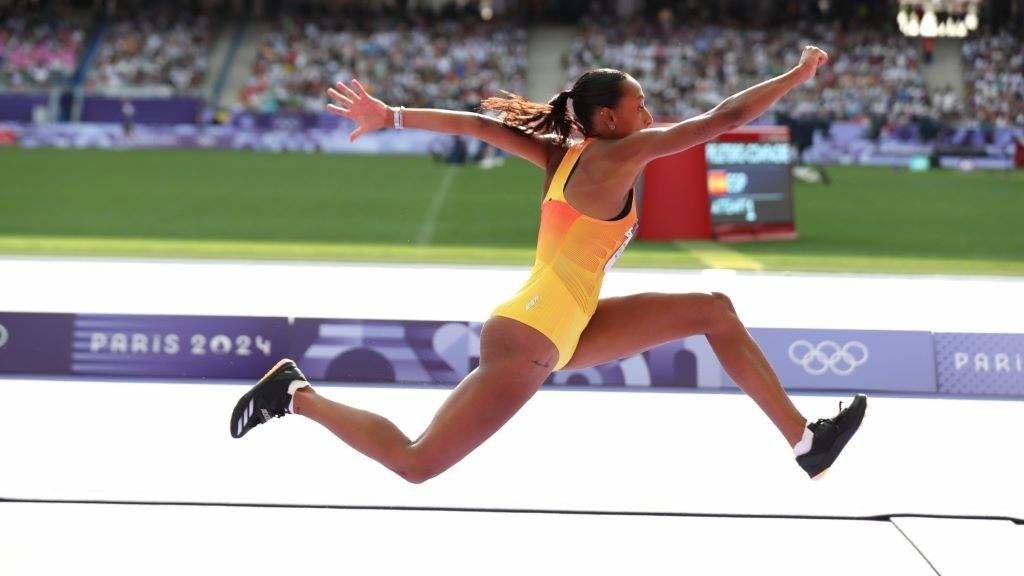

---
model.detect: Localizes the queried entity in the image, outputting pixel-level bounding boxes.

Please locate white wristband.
[393,106,405,130]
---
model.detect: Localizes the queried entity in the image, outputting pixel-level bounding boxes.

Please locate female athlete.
[231,45,866,483]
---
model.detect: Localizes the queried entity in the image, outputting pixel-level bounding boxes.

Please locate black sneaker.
[230,358,309,439]
[796,394,867,479]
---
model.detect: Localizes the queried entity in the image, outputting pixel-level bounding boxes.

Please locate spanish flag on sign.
[707,170,728,196]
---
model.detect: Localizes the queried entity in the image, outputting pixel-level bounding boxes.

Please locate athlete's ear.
[600,107,617,130]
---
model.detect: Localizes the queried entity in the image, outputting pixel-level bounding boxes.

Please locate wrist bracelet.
[394,106,405,130]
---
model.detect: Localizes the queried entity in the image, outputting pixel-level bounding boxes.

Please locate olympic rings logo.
[788,340,869,376]
[0,323,7,349]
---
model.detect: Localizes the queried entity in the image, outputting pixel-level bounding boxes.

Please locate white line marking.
[415,167,458,245]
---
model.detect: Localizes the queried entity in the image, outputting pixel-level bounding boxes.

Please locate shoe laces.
[809,401,844,433]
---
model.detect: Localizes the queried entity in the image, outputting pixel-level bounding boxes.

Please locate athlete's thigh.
[563,292,720,370]
[410,316,556,465]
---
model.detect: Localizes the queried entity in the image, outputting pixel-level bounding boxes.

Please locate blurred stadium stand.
[0,8,85,91]
[0,0,1021,165]
[234,12,527,113]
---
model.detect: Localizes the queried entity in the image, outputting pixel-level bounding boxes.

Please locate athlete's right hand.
[794,45,829,83]
[326,79,390,142]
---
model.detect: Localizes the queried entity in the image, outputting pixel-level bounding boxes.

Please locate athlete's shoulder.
[543,137,574,170]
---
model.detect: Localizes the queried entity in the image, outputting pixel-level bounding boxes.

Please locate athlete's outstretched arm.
[616,45,829,166]
[326,79,557,169]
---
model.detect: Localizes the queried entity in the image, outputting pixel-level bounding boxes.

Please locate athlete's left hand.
[795,45,829,83]
[326,79,390,142]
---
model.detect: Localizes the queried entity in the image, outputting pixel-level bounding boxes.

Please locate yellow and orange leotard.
[490,137,639,370]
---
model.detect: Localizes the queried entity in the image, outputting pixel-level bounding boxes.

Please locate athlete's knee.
[394,459,436,484]
[397,466,435,485]
[706,292,739,332]
[394,448,449,485]
[710,292,736,313]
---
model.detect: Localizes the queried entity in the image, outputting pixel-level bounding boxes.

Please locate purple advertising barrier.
[542,337,702,388]
[0,92,49,122]
[231,110,344,132]
[291,318,475,385]
[935,333,1024,397]
[72,314,290,379]
[8,122,441,154]
[80,96,202,125]
[0,312,74,374]
[469,321,709,388]
[291,317,708,388]
[721,328,937,393]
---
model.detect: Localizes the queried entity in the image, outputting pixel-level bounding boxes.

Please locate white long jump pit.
[2,257,1022,575]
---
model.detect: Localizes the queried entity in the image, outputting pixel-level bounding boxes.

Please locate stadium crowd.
[86,10,215,94]
[563,16,961,136]
[0,14,84,90]
[238,14,528,113]
[1,0,1021,142]
[962,31,1024,128]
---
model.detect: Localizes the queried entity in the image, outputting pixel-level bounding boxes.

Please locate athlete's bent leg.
[563,292,806,446]
[293,316,557,483]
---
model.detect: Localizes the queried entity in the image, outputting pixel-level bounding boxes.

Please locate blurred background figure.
[120,96,133,136]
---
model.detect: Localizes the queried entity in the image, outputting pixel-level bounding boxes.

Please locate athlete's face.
[603,76,653,137]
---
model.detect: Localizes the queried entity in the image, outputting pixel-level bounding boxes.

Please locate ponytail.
[480,68,628,145]
[479,89,582,145]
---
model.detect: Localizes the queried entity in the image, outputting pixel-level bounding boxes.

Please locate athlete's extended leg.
[292,316,557,483]
[563,292,807,446]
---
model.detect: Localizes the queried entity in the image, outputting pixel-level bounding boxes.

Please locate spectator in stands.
[962,32,1024,129]
[239,14,527,113]
[87,8,213,95]
[0,14,83,90]
[563,15,955,139]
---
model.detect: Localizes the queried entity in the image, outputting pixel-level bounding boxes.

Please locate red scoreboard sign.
[638,126,795,242]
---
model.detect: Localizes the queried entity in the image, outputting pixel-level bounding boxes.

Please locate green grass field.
[2,148,1022,276]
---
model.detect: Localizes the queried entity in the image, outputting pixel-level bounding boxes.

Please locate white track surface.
[2,256,1023,331]
[2,257,1023,575]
